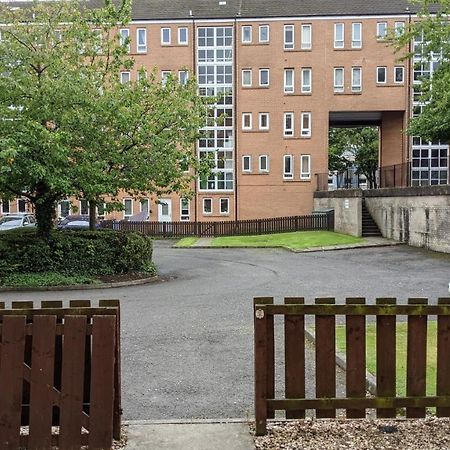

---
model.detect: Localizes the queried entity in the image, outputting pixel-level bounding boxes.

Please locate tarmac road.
[2,242,450,420]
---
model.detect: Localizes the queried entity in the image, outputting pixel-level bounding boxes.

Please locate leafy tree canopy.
[0,0,210,235]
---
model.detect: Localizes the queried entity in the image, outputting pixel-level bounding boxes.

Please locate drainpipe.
[192,13,198,225]
[233,16,239,221]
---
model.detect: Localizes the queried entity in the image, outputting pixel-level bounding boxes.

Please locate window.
[161,28,171,45]
[178,27,188,45]
[58,200,70,218]
[301,24,312,49]
[1,200,10,214]
[18,199,27,213]
[351,67,362,92]
[242,26,252,43]
[283,155,293,179]
[179,70,189,85]
[259,69,269,87]
[140,199,150,217]
[301,68,312,93]
[97,203,106,220]
[242,69,252,87]
[242,155,252,172]
[259,112,269,130]
[161,70,171,86]
[300,154,311,179]
[334,23,344,48]
[301,112,311,137]
[334,67,344,92]
[79,199,88,215]
[394,66,405,83]
[220,198,229,215]
[377,22,387,39]
[137,28,147,53]
[259,25,269,43]
[352,23,362,48]
[259,155,269,172]
[377,66,387,84]
[395,21,405,36]
[203,198,212,214]
[284,112,294,137]
[123,199,133,218]
[284,25,294,49]
[242,113,252,130]
[284,69,294,93]
[119,28,130,52]
[120,71,130,84]
[180,198,190,221]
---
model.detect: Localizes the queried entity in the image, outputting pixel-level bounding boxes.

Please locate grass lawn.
[335,321,437,396]
[210,231,364,250]
[175,237,199,247]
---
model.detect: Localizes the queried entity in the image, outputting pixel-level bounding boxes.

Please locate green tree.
[0,0,210,236]
[392,0,450,143]
[328,127,379,188]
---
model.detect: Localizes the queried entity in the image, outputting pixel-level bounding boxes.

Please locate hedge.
[0,228,153,277]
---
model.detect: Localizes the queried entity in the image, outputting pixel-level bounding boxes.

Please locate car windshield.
[0,218,22,225]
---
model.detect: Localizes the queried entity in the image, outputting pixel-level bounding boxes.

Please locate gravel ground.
[253,418,450,449]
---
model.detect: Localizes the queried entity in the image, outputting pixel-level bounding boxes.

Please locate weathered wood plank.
[284,297,305,419]
[437,298,450,417]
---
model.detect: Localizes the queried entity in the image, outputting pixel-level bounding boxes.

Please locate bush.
[0,228,153,278]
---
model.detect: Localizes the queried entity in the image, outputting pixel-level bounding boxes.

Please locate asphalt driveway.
[2,242,450,420]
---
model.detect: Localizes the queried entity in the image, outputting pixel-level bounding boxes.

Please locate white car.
[0,214,36,231]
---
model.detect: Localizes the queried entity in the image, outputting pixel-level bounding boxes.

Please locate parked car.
[57,215,100,230]
[0,213,36,231]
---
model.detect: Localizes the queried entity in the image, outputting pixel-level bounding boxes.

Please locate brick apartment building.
[2,0,448,222]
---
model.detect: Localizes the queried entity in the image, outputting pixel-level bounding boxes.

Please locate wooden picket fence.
[100,212,334,237]
[0,300,121,450]
[253,297,450,436]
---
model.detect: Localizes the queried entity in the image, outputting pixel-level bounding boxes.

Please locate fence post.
[437,297,450,417]
[328,211,335,231]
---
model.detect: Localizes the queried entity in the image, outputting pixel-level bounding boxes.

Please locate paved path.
[2,243,450,421]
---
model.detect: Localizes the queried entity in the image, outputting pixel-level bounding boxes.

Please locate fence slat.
[29,315,57,450]
[59,316,87,450]
[284,297,305,419]
[345,298,366,419]
[406,298,428,418]
[376,298,397,418]
[437,298,450,417]
[0,316,26,450]
[315,298,336,419]
[89,316,116,450]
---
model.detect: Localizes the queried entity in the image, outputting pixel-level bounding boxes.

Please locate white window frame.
[352,23,362,48]
[259,112,270,130]
[179,70,189,85]
[161,70,171,86]
[219,198,229,215]
[394,66,405,84]
[180,198,190,221]
[178,27,188,45]
[1,199,10,214]
[17,199,27,213]
[301,68,312,93]
[203,198,212,215]
[242,155,252,173]
[120,71,130,84]
[259,155,269,173]
[301,112,312,137]
[123,198,133,218]
[119,28,130,52]
[351,67,362,92]
[334,23,344,48]
[140,198,150,217]
[259,68,269,87]
[377,22,387,40]
[283,112,294,137]
[284,24,294,50]
[334,67,344,92]
[301,24,312,49]
[395,21,405,37]
[242,25,252,43]
[242,69,252,87]
[137,69,147,81]
[300,154,311,180]
[136,28,147,53]
[283,155,294,179]
[376,66,387,84]
[161,27,171,45]
[259,25,269,43]
[284,69,294,93]
[242,113,252,130]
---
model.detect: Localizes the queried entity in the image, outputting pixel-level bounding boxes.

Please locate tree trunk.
[89,200,97,231]
[35,197,56,238]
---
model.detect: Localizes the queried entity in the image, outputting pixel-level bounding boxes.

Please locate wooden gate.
[0,300,121,449]
[254,297,450,435]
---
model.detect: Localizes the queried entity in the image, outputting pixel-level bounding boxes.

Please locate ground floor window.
[123,199,133,218]
[180,198,190,221]
[220,198,229,215]
[411,143,449,186]
[1,200,10,214]
[18,199,27,213]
